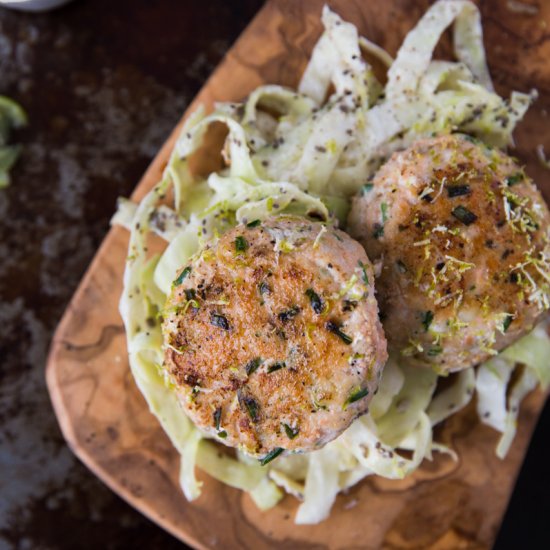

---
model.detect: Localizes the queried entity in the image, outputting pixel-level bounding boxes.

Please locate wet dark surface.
[0,1,262,548]
[0,0,547,548]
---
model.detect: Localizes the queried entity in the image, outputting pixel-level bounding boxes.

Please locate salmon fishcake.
[162,216,387,460]
[348,134,550,373]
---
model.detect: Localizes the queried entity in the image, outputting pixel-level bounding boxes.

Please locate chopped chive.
[238,392,260,422]
[343,300,358,312]
[421,196,433,204]
[447,184,471,198]
[217,430,227,439]
[173,266,191,287]
[235,235,248,253]
[361,183,373,195]
[505,173,523,186]
[213,407,222,431]
[259,447,284,466]
[427,345,442,356]
[246,219,261,228]
[325,320,353,345]
[283,423,299,439]
[396,259,407,273]
[343,387,369,410]
[502,314,513,332]
[184,288,196,301]
[422,310,434,332]
[305,288,324,314]
[451,205,477,225]
[267,361,286,373]
[381,202,388,223]
[183,372,200,387]
[358,260,369,285]
[245,357,262,376]
[210,312,230,330]
[278,306,300,322]
[190,386,200,401]
[373,223,384,239]
[258,281,271,295]
[313,397,328,411]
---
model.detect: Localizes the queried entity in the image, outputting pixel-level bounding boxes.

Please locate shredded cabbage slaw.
[114,0,550,524]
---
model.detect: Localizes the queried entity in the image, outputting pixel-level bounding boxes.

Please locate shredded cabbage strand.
[476,325,550,459]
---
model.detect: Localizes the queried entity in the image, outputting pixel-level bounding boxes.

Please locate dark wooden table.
[0,0,547,548]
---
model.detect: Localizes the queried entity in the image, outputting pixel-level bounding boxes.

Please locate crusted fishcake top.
[348,134,550,372]
[161,216,387,459]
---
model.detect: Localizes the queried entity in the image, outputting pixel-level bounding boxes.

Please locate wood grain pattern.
[46,1,550,548]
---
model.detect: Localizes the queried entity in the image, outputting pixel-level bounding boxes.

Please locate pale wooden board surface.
[46,1,550,548]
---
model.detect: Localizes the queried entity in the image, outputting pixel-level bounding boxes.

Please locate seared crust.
[348,134,550,373]
[162,216,387,458]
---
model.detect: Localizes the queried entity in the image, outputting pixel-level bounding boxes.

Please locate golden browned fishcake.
[348,134,550,373]
[162,216,387,460]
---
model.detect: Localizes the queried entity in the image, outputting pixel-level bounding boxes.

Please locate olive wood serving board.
[46,1,550,548]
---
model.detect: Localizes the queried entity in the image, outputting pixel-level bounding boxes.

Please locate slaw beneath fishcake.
[113,0,550,524]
